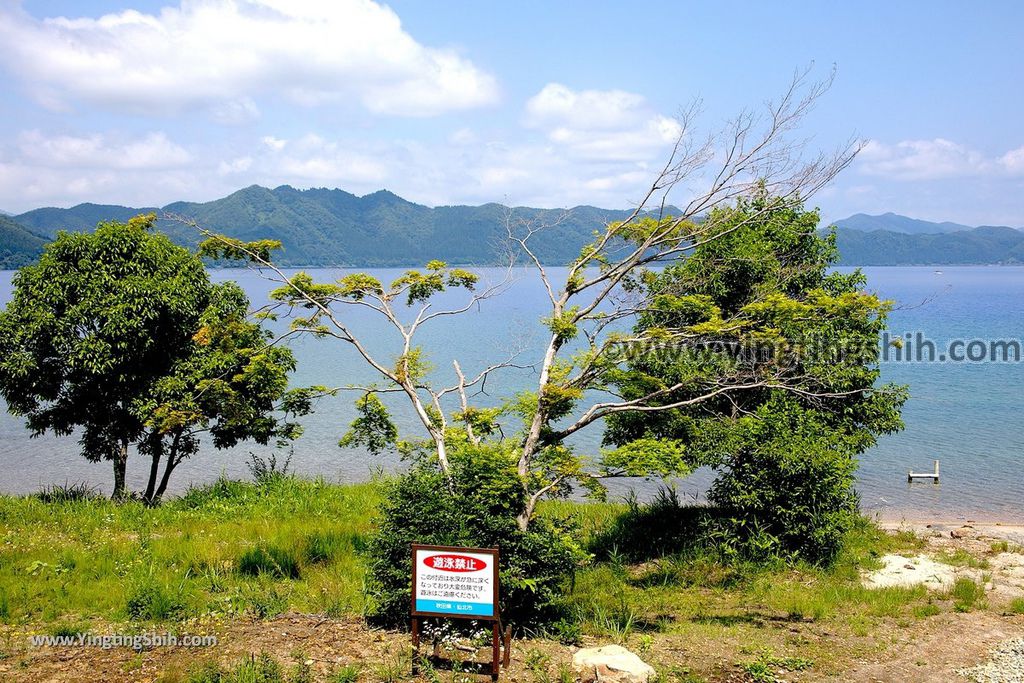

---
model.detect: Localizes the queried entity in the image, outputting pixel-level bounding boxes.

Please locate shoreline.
[876,518,1024,544]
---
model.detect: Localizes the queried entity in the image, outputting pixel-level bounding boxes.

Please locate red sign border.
[411,544,500,621]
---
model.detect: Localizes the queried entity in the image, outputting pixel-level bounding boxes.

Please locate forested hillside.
[9,187,1024,266]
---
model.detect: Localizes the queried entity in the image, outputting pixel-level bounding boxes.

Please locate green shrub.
[237,544,301,579]
[547,617,583,646]
[949,577,985,612]
[33,482,103,503]
[601,401,866,568]
[738,649,813,682]
[1009,597,1024,615]
[187,661,225,683]
[707,398,860,565]
[188,652,285,683]
[246,451,293,485]
[365,444,586,628]
[329,665,361,683]
[125,578,184,621]
[245,584,290,619]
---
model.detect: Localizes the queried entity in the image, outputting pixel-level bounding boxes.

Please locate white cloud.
[448,128,478,146]
[17,131,192,169]
[858,138,991,180]
[525,83,648,130]
[0,124,679,213]
[0,129,199,210]
[524,83,681,161]
[0,0,498,118]
[210,98,261,125]
[218,156,253,175]
[999,146,1024,174]
[262,136,288,152]
[266,134,386,184]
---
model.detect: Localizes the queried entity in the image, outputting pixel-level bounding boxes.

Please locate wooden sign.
[412,544,498,618]
[410,544,508,680]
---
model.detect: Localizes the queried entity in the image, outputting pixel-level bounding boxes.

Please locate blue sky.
[1,0,1022,225]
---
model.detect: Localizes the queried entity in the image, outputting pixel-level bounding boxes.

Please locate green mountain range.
[13,185,660,267]
[833,225,1024,265]
[833,212,975,234]
[3,187,1023,268]
[0,215,47,269]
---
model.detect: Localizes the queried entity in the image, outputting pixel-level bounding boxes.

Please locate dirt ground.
[4,523,1024,683]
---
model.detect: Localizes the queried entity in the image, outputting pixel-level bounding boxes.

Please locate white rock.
[572,645,656,683]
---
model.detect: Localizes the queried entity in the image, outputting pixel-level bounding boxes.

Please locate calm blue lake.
[1,265,1022,522]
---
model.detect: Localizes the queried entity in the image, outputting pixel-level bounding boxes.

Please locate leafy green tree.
[0,215,312,500]
[136,280,319,503]
[184,71,904,568]
[603,193,907,560]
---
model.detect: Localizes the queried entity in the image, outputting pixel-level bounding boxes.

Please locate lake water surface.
[1,266,1021,522]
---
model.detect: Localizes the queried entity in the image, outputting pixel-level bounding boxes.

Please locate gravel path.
[959,639,1024,683]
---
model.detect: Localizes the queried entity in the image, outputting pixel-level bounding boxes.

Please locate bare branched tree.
[507,67,866,526]
[166,216,529,481]
[173,67,886,530]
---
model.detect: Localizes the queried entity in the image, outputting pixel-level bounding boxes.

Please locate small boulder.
[572,645,656,683]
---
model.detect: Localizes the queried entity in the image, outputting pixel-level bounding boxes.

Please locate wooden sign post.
[411,544,508,680]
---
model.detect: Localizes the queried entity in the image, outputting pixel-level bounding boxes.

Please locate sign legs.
[411,617,421,675]
[503,624,511,669]
[410,617,510,680]
[491,621,500,681]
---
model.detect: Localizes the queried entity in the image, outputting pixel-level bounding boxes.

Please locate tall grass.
[0,476,380,625]
[1,468,939,667]
[559,499,934,652]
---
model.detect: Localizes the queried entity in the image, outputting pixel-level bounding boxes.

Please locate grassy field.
[0,475,1013,682]
[0,477,380,626]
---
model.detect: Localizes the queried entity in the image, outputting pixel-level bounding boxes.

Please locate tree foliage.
[366,442,586,628]
[0,215,311,500]
[604,193,907,561]
[183,73,905,590]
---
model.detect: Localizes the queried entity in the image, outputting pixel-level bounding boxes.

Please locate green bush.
[949,577,985,612]
[329,665,361,683]
[125,578,184,621]
[707,399,860,565]
[33,482,103,503]
[365,444,586,628]
[188,652,285,683]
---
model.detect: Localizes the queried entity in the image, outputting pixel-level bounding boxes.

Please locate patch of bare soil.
[5,526,1024,683]
[1,614,574,683]
[873,521,1024,599]
[5,610,1024,682]
[840,611,1024,683]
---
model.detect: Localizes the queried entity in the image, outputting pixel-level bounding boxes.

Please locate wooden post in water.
[908,459,940,483]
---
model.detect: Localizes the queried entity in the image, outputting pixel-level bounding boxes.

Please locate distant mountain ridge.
[834,212,974,234]
[5,187,1024,267]
[832,225,1024,265]
[14,185,671,267]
